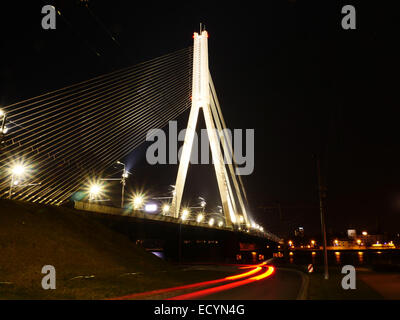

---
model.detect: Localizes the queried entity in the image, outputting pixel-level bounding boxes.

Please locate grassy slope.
[0,200,228,299]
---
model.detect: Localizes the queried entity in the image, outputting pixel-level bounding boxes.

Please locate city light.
[208,218,214,226]
[288,240,293,246]
[197,213,204,223]
[181,208,189,221]
[311,240,315,246]
[239,216,244,223]
[218,221,223,227]
[0,109,4,117]
[362,231,368,236]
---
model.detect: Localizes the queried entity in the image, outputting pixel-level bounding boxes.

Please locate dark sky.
[1,1,399,237]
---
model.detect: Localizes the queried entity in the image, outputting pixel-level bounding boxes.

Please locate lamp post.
[116,161,129,208]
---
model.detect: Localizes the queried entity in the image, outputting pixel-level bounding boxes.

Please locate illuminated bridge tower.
[171,29,250,228]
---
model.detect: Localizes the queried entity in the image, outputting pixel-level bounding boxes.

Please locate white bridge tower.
[171,29,250,228]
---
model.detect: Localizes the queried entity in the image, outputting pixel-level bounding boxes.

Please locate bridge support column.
[171,29,238,227]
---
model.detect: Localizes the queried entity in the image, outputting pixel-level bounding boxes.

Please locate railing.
[73,200,282,243]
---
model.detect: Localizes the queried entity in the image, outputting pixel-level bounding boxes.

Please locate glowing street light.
[199,196,206,209]
[311,240,316,246]
[181,208,189,221]
[133,194,144,210]
[12,165,25,176]
[218,221,223,227]
[162,204,170,215]
[144,203,158,212]
[362,231,368,236]
[208,218,215,227]
[88,183,102,201]
[196,213,204,223]
[9,163,27,199]
[115,161,130,208]
[239,215,244,224]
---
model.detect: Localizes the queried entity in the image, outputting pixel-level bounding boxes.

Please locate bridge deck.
[73,201,282,243]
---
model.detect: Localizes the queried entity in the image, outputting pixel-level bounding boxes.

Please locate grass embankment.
[0,200,229,299]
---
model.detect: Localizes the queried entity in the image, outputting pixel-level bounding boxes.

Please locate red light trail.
[109,263,275,300]
[167,266,274,300]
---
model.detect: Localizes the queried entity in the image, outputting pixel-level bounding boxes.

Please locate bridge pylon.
[171,29,250,228]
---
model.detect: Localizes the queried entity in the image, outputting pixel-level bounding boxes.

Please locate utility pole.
[316,154,329,280]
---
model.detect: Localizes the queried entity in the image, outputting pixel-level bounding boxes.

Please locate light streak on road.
[109,263,275,300]
[167,266,275,300]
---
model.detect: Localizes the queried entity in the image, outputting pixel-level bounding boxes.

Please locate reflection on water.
[335,251,341,264]
[358,251,364,264]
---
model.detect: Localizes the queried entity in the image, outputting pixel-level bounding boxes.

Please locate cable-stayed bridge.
[0,29,281,243]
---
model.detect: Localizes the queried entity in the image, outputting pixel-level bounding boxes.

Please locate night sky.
[1,1,399,237]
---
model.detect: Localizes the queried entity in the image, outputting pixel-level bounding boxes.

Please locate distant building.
[332,239,352,248]
[294,227,304,237]
[347,229,357,239]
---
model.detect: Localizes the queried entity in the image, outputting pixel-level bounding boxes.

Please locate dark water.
[283,250,400,269]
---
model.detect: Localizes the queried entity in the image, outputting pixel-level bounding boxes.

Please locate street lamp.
[0,109,6,135]
[133,194,144,210]
[181,208,189,221]
[88,182,102,201]
[196,213,204,223]
[208,218,215,226]
[9,163,26,199]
